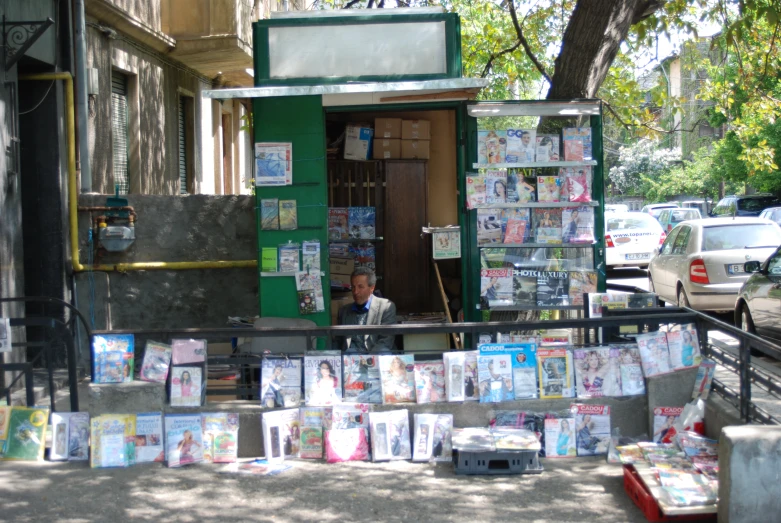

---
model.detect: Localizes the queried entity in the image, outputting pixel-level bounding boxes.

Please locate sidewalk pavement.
[0,457,653,522]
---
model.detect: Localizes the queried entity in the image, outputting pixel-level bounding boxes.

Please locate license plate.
[625,253,650,260]
[728,264,745,274]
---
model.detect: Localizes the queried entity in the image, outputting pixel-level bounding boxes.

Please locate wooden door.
[384,160,429,313]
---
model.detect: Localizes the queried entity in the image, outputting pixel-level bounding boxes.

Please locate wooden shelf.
[472,160,598,169]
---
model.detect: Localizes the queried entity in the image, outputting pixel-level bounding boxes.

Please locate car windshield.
[737,197,779,212]
[701,224,781,251]
[670,209,700,223]
[607,214,660,231]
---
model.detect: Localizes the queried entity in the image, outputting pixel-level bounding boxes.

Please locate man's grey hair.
[351,267,377,287]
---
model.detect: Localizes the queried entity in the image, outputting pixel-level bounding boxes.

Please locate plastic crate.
[453,449,543,475]
[623,465,716,523]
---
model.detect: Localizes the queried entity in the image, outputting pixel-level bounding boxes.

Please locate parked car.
[605,212,666,268]
[648,217,781,312]
[681,200,712,216]
[735,245,781,344]
[758,206,781,226]
[641,203,679,220]
[657,208,702,233]
[709,194,780,217]
[605,204,629,213]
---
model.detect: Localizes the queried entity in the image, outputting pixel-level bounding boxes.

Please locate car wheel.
[677,285,690,308]
[648,274,664,305]
[741,304,755,334]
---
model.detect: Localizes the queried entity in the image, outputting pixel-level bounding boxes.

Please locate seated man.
[335,267,397,352]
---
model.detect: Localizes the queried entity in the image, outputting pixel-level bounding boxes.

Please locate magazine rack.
[463,101,606,319]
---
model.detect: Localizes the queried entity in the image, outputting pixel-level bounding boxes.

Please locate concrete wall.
[102,0,162,31]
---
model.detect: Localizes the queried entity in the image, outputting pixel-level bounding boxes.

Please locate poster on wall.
[0,318,11,352]
[432,229,461,260]
[255,142,292,186]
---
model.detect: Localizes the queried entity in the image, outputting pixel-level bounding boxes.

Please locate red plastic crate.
[623,465,717,523]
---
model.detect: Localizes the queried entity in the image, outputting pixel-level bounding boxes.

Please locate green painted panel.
[253,95,331,329]
[591,112,607,292]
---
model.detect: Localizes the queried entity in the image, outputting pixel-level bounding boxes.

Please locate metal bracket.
[3,15,54,71]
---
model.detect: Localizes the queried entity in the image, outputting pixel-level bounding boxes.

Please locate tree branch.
[481,41,522,78]
[507,0,551,83]
[603,101,707,135]
[342,0,361,8]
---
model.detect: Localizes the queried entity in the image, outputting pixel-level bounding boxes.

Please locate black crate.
[453,449,544,475]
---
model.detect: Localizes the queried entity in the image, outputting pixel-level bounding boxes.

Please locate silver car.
[648,217,781,312]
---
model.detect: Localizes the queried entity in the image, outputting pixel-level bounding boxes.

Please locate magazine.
[332,403,369,431]
[562,206,595,244]
[343,355,381,403]
[301,240,321,272]
[466,175,486,209]
[279,200,297,231]
[533,208,562,244]
[492,428,541,451]
[500,208,530,243]
[413,361,446,404]
[262,408,301,461]
[562,128,593,161]
[431,414,454,462]
[218,459,292,476]
[480,343,538,399]
[572,404,611,456]
[692,359,717,400]
[653,407,684,443]
[485,170,508,204]
[544,417,576,457]
[561,167,592,203]
[432,230,461,260]
[60,411,90,461]
[304,352,342,406]
[171,338,206,365]
[369,409,411,461]
[667,324,702,369]
[325,428,370,463]
[463,350,480,401]
[297,290,317,315]
[351,243,376,271]
[201,412,239,464]
[477,130,506,164]
[135,412,164,463]
[279,243,300,272]
[507,172,536,202]
[512,270,537,306]
[260,198,279,230]
[535,135,560,162]
[299,407,331,459]
[260,357,302,408]
[92,334,134,384]
[0,317,10,352]
[505,129,536,163]
[295,271,325,312]
[170,366,203,407]
[477,209,503,244]
[255,142,292,186]
[451,427,496,452]
[165,414,203,467]
[573,348,622,397]
[617,346,646,396]
[636,331,673,377]
[536,271,569,307]
[379,354,416,404]
[412,413,437,461]
[90,414,129,468]
[480,268,513,307]
[587,293,628,318]
[349,207,376,240]
[568,271,597,306]
[138,340,172,383]
[476,353,514,403]
[328,208,349,240]
[49,412,76,461]
[537,176,562,202]
[537,348,570,399]
[444,352,466,402]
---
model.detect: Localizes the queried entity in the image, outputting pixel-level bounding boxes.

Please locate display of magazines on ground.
[202,412,239,464]
[261,408,301,463]
[413,360,446,403]
[170,366,204,407]
[412,413,453,462]
[49,411,90,461]
[90,414,133,468]
[164,414,203,468]
[543,415,576,457]
[537,348,573,399]
[304,352,342,407]
[218,459,293,476]
[343,355,381,403]
[572,404,611,456]
[379,354,416,404]
[369,409,411,461]
[324,427,370,463]
[478,343,538,400]
[443,350,479,402]
[573,348,622,398]
[134,412,164,463]
[0,406,48,461]
[260,356,302,408]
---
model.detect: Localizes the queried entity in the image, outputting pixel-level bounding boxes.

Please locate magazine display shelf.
[473,201,600,209]
[472,160,598,169]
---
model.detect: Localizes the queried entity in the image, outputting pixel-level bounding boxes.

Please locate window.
[111,71,129,194]
[661,228,680,255]
[702,224,781,251]
[738,197,779,212]
[712,199,735,216]
[672,226,691,255]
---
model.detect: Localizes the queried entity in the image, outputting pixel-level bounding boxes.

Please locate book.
[297,290,317,315]
[431,414,454,462]
[49,412,74,461]
[506,128,536,163]
[653,407,684,444]
[561,166,592,202]
[667,324,702,369]
[512,270,538,306]
[260,357,302,408]
[568,271,597,306]
[170,366,203,407]
[301,240,321,272]
[572,404,611,456]
[479,343,538,399]
[533,208,562,244]
[379,354,417,404]
[535,134,560,162]
[138,340,172,383]
[476,353,514,403]
[480,268,513,308]
[466,175,486,209]
[171,338,206,365]
[369,409,411,461]
[324,428,370,463]
[413,361,446,404]
[135,412,164,463]
[477,209,503,245]
[573,348,622,397]
[304,352,342,406]
[562,127,592,161]
[536,176,562,202]
[412,413,437,461]
[343,355,381,404]
[260,198,280,230]
[451,428,496,452]
[90,414,130,468]
[477,130,506,164]
[617,346,646,396]
[262,408,301,461]
[278,243,300,272]
[92,334,134,384]
[443,352,466,402]
[537,348,570,399]
[536,271,569,307]
[348,207,376,239]
[692,359,717,400]
[544,416,576,457]
[295,271,325,312]
[165,414,203,467]
[299,407,330,459]
[261,247,278,272]
[279,200,297,230]
[255,142,292,186]
[63,412,90,461]
[562,206,595,244]
[328,208,349,240]
[636,331,673,377]
[202,412,239,463]
[485,170,507,204]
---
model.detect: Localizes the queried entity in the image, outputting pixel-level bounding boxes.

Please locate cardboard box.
[330,256,355,276]
[331,292,353,324]
[374,118,402,138]
[372,138,401,160]
[207,378,239,402]
[401,139,431,159]
[402,119,431,140]
[344,124,374,160]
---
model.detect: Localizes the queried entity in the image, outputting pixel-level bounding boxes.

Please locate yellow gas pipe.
[20,73,257,273]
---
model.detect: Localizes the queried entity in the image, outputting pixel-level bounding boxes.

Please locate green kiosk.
[204,7,606,345]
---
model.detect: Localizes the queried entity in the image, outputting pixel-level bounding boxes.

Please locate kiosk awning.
[202,78,489,107]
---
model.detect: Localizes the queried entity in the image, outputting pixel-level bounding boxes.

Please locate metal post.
[739,335,752,423]
[73,0,91,192]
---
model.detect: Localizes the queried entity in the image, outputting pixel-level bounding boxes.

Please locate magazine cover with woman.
[666,324,702,369]
[414,361,446,404]
[165,414,203,468]
[485,170,508,204]
[653,407,684,443]
[636,331,673,377]
[304,353,342,407]
[544,417,576,457]
[573,348,622,398]
[477,354,514,403]
[260,357,302,408]
[379,354,416,404]
[572,404,611,456]
[170,367,202,407]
